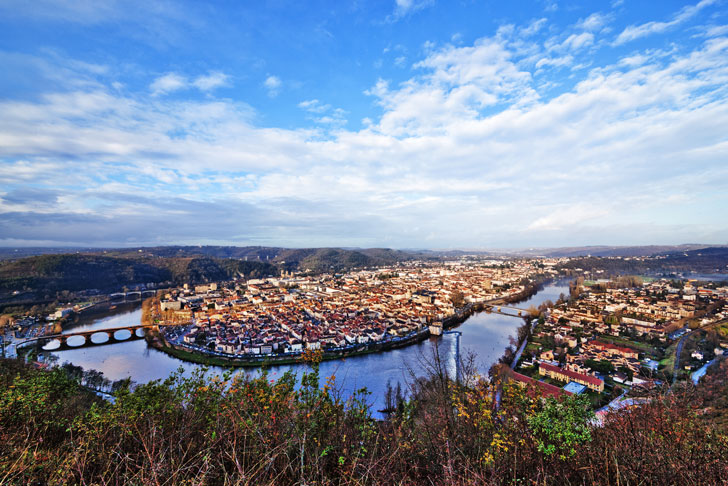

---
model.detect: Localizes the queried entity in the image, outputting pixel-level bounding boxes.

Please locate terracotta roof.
[589,340,636,355]
[511,371,572,399]
[539,362,604,388]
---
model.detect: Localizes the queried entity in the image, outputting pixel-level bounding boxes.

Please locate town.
[144,261,728,409]
[509,276,728,411]
[2,255,727,413]
[151,259,548,361]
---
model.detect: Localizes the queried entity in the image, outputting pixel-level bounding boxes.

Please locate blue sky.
[0,0,727,249]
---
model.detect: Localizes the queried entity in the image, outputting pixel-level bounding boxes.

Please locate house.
[539,362,604,392]
[510,371,572,399]
[539,349,555,361]
[161,300,182,311]
[587,340,639,359]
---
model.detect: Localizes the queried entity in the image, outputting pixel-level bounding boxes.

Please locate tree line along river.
[43,282,569,416]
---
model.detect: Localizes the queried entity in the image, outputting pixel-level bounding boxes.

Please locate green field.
[660,340,679,370]
[599,336,661,357]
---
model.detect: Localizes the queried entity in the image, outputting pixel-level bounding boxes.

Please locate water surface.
[47,282,569,414]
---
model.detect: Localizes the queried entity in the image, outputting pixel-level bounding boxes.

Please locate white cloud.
[576,13,611,32]
[151,71,230,96]
[520,18,547,37]
[193,71,230,91]
[559,32,594,51]
[264,75,282,97]
[535,55,574,69]
[3,26,728,247]
[0,0,125,24]
[298,100,347,126]
[704,25,728,37]
[615,0,718,45]
[298,99,330,113]
[544,0,558,13]
[527,205,609,231]
[389,0,434,21]
[365,39,537,136]
[150,73,187,96]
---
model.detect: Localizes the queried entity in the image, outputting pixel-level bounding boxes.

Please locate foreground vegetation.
[1,353,727,485]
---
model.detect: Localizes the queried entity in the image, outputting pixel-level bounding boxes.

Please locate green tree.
[527,394,594,459]
[585,359,615,374]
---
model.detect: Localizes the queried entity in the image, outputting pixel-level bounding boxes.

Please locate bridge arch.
[42,339,62,351]
[65,335,87,347]
[21,324,165,351]
[112,329,133,341]
[90,332,110,344]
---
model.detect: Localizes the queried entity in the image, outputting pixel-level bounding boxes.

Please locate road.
[510,316,541,370]
[672,331,690,384]
[596,385,629,414]
[672,318,728,385]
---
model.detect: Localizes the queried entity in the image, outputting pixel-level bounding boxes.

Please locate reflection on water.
[48,282,569,415]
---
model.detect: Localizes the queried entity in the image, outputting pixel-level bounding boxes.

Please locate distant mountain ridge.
[0,246,422,300]
[1,245,726,309]
[0,254,279,295]
[558,246,728,276]
[504,244,726,258]
[1,244,725,261]
[102,246,419,273]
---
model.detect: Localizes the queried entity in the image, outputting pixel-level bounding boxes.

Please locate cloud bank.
[1,4,727,248]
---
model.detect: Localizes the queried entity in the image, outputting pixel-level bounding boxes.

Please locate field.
[659,340,679,371]
[598,336,662,358]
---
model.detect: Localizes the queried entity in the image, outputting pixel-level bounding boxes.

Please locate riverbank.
[151,328,431,368]
[148,277,550,368]
[60,300,139,332]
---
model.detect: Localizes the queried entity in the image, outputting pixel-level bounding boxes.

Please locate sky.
[0,0,727,249]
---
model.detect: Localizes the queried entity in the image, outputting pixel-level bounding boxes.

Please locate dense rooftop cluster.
[157,260,547,357]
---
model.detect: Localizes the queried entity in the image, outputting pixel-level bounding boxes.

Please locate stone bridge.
[482,304,534,318]
[19,324,172,351]
[109,289,158,301]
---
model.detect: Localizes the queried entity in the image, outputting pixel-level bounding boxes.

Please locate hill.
[0,246,422,305]
[0,254,278,296]
[509,244,725,258]
[274,247,416,273]
[101,246,419,272]
[557,246,728,276]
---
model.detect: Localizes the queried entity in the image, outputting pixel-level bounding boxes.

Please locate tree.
[450,290,465,308]
[527,394,594,459]
[585,359,614,374]
[60,362,83,383]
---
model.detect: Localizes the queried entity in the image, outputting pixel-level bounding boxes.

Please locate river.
[45,282,568,415]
